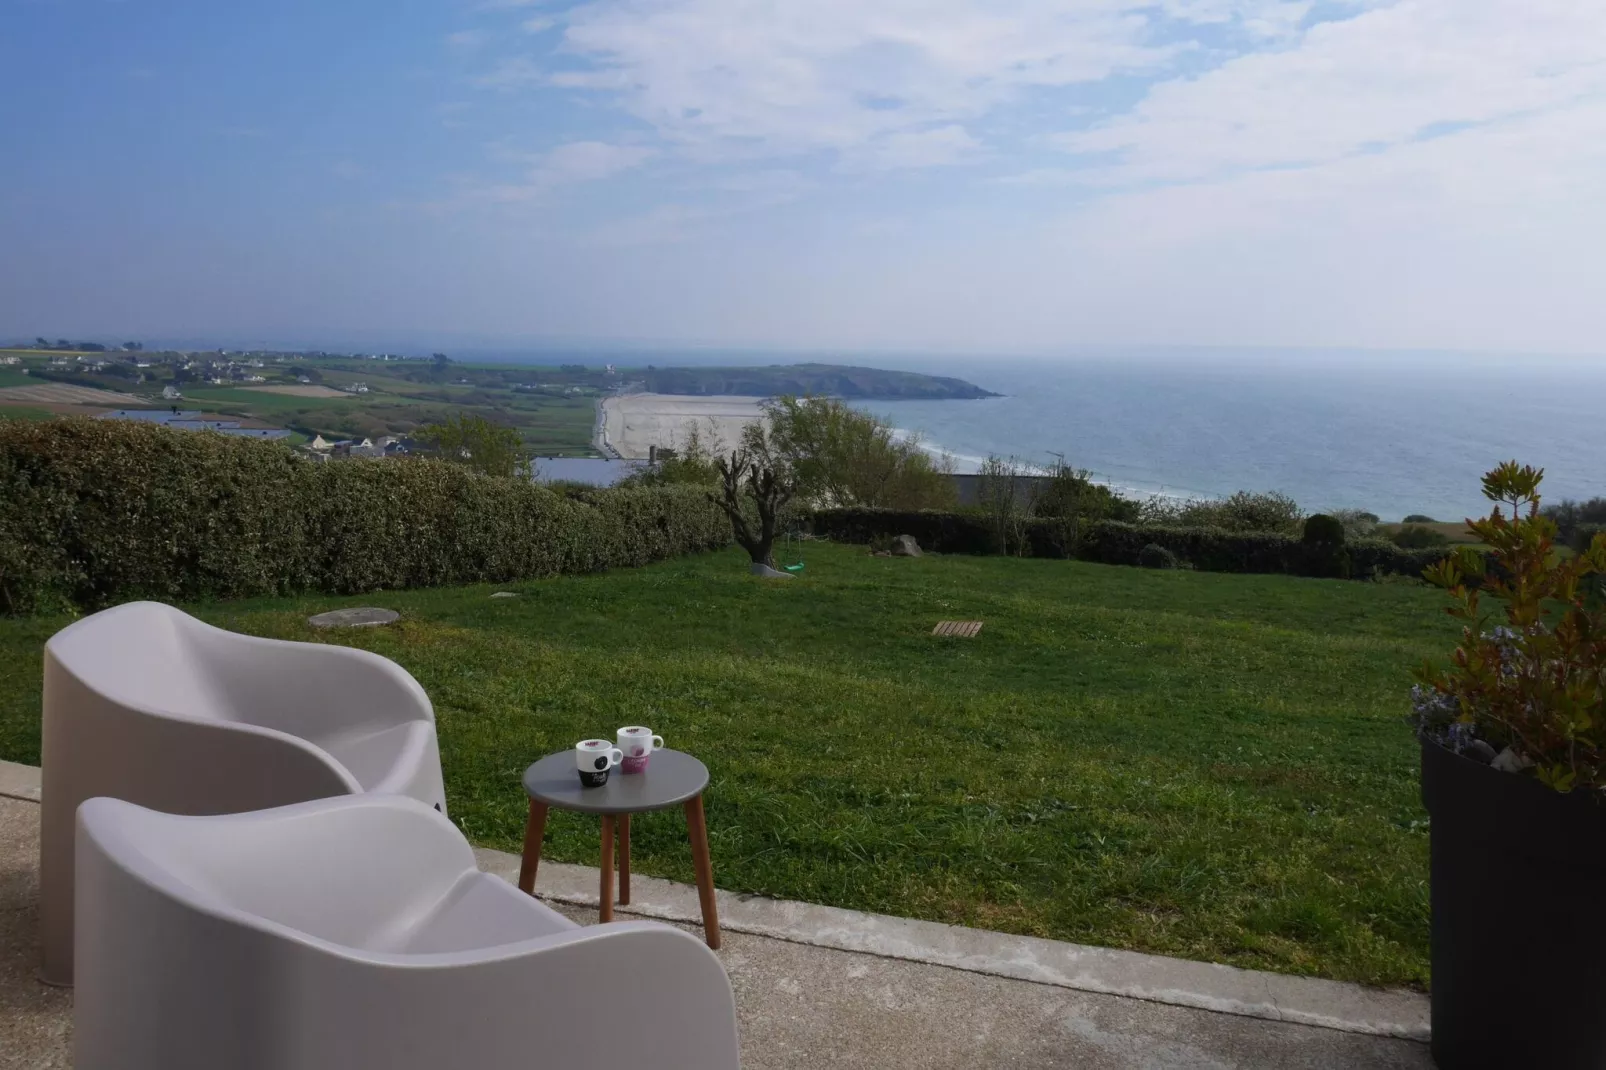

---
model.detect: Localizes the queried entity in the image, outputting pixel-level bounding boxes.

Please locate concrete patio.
[0,760,1432,1069]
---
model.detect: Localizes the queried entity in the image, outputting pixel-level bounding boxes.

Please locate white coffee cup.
[616,727,664,773]
[575,739,623,787]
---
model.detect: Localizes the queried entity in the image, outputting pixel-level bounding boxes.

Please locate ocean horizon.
[469,345,1603,521]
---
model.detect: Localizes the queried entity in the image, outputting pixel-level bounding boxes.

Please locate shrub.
[1541,497,1606,548]
[1142,490,1304,534]
[1302,514,1347,545]
[1573,523,1606,555]
[808,508,1447,580]
[0,418,732,614]
[1391,524,1451,549]
[1032,458,1137,556]
[1301,515,1349,579]
[1414,462,1606,792]
[1331,509,1380,540]
[1403,514,1437,524]
[759,396,956,510]
[621,420,722,488]
[1137,543,1179,570]
[413,412,530,479]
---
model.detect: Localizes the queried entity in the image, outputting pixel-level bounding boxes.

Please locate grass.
[178,385,597,454]
[0,405,59,422]
[0,544,1457,988]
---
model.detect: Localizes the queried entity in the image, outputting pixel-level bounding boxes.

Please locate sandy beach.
[598,394,766,459]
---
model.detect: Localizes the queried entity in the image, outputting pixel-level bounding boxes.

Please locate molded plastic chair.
[73,795,741,1070]
[40,600,446,984]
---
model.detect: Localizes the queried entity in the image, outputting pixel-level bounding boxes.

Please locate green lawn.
[0,544,1455,988]
[0,405,58,421]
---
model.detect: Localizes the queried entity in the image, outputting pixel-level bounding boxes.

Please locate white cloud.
[1060,0,1606,184]
[476,57,546,90]
[847,124,982,171]
[446,30,487,49]
[546,0,1310,158]
[540,140,654,182]
[446,0,1606,350]
[470,140,655,202]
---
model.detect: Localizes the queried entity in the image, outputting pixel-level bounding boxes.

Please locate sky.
[2,0,1603,356]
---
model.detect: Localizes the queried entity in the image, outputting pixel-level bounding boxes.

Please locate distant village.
[1,342,439,461]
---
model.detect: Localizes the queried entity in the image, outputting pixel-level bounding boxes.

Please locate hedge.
[0,419,732,614]
[809,508,1449,580]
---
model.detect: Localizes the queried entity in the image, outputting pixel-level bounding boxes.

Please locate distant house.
[161,385,183,400]
[308,434,334,451]
[0,355,19,366]
[341,382,370,394]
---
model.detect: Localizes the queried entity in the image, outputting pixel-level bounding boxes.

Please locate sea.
[475,346,1606,522]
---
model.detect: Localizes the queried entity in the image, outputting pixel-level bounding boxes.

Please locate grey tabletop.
[522,749,710,814]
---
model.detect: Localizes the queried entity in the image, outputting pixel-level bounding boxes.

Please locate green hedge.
[0,419,732,614]
[810,508,1448,580]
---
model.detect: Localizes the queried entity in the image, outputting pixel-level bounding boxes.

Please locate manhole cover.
[307,607,399,629]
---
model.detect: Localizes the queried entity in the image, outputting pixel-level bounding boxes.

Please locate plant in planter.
[1412,461,1606,1069]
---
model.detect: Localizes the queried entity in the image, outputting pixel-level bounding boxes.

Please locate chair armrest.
[197,629,434,742]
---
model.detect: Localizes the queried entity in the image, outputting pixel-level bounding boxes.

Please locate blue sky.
[3,0,1603,354]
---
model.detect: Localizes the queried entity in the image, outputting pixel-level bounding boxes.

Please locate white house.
[161,385,183,400]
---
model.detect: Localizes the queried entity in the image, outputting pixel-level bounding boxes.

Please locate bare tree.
[978,455,1034,556]
[711,449,796,568]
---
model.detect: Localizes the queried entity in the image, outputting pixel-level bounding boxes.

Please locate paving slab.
[0,774,1432,1069]
[478,846,1429,1041]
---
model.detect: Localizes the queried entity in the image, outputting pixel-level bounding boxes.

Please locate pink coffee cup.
[616,726,664,774]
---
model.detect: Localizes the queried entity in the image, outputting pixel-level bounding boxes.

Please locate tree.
[1033,455,1127,557]
[978,455,1033,556]
[758,396,955,509]
[710,448,795,568]
[415,413,529,479]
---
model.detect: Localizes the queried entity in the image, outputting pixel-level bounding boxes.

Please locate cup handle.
[608,748,623,768]
[651,735,665,751]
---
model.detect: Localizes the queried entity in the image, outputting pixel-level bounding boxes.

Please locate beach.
[598,394,766,459]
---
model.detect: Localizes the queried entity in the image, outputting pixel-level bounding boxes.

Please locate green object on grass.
[783,562,805,573]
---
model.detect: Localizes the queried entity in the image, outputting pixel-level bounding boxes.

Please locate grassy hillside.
[638,362,999,399]
[0,543,1452,987]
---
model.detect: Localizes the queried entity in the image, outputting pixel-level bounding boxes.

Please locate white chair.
[40,600,446,984]
[73,794,742,1070]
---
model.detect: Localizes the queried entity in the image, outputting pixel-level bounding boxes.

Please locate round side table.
[518,749,720,949]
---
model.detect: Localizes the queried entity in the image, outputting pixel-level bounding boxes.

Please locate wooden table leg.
[684,795,721,949]
[599,814,615,923]
[619,813,632,906]
[518,800,548,895]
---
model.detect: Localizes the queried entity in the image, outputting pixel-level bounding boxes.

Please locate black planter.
[1422,740,1606,1068]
